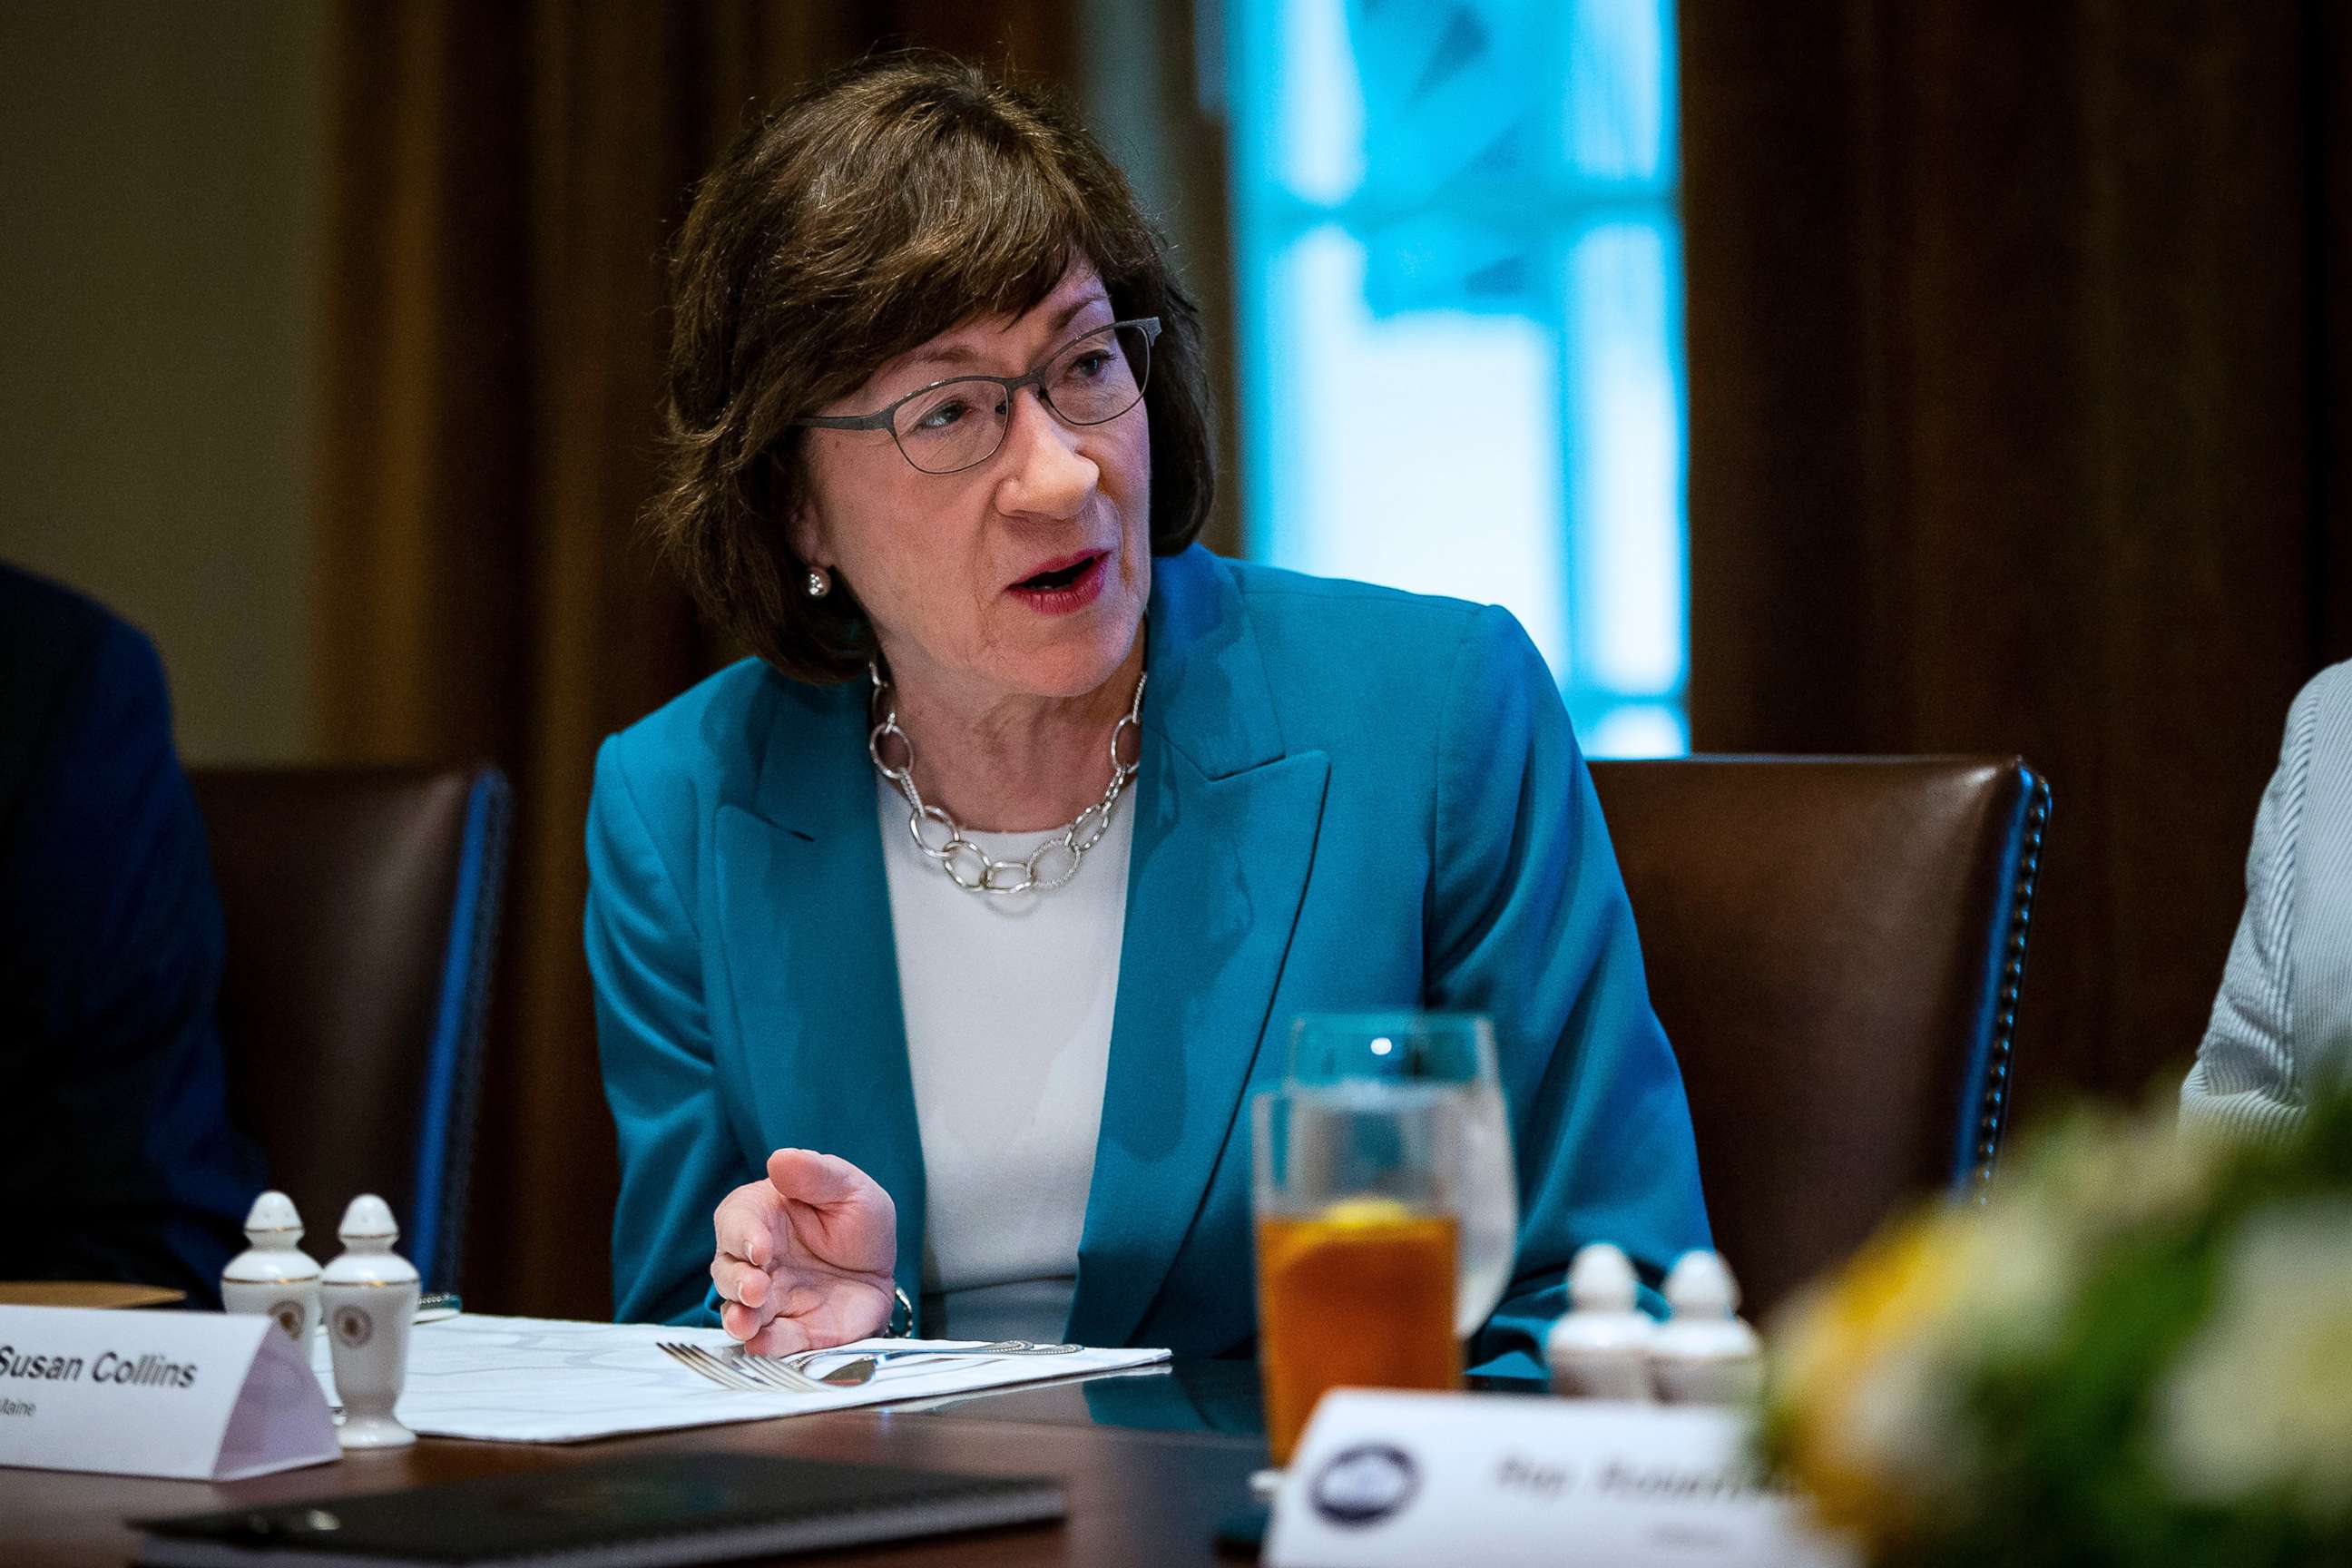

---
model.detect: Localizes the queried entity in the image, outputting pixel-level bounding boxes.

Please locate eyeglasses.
[791,317,1161,475]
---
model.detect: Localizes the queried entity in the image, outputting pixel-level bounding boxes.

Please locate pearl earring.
[806,566,831,599]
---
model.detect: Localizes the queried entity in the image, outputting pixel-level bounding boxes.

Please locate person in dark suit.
[0,564,263,1304]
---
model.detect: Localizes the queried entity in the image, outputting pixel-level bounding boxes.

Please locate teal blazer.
[587,545,1710,1374]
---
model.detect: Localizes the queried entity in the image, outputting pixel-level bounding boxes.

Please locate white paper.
[1266,1391,1859,1568]
[306,1313,1171,1443]
[0,1306,338,1480]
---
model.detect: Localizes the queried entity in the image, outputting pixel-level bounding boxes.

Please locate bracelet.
[886,1286,915,1338]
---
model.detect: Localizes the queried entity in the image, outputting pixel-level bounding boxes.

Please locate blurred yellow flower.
[1769,1210,1973,1539]
[1761,1086,2352,1562]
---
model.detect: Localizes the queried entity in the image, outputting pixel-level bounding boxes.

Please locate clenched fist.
[710,1148,897,1355]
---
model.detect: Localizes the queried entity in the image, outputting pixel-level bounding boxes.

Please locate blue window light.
[1227,0,1689,756]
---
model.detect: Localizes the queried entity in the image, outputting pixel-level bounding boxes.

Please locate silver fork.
[655,1341,828,1394]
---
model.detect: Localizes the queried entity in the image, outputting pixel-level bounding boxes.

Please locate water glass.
[1289,1013,1519,1337]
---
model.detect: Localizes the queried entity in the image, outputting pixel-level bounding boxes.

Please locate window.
[1228,0,1689,755]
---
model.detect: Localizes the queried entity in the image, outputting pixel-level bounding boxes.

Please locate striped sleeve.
[2182,662,2352,1142]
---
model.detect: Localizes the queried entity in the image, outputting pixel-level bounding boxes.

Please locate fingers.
[766,1150,897,1275]
[710,1252,769,1311]
[712,1183,778,1269]
[714,1264,781,1345]
[741,1278,891,1356]
[720,1298,765,1341]
[743,1314,817,1357]
[712,1158,896,1353]
[711,1180,789,1345]
[767,1147,881,1207]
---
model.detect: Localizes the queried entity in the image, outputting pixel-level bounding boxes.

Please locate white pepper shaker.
[220,1191,321,1346]
[1651,1250,1765,1406]
[1544,1242,1658,1400]
[321,1194,420,1449]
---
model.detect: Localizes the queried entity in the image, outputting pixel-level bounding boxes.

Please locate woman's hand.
[710,1148,897,1355]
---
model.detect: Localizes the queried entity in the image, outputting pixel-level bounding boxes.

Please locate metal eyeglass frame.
[789,316,1162,475]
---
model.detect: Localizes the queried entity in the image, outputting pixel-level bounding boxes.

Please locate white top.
[877,776,1132,1299]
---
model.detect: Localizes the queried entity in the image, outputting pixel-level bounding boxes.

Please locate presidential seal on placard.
[1309,1443,1421,1527]
[331,1305,374,1349]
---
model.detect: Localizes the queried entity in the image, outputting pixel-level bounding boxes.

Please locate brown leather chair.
[1587,757,2050,1322]
[189,766,511,1293]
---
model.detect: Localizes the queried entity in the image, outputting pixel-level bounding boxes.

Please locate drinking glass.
[1289,1013,1519,1338]
[1251,1082,1465,1465]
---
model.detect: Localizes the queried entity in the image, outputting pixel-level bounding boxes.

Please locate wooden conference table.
[3,1361,1283,1567]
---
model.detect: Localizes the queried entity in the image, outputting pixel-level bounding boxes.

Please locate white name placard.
[1266,1391,1859,1568]
[0,1306,338,1481]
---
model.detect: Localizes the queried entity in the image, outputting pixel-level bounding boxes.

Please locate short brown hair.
[650,52,1214,684]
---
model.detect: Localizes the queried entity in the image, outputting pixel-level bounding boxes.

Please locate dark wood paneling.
[1678,3,2352,1123]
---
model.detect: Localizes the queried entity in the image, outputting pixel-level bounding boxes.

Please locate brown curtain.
[1680,6,2352,1125]
[314,3,1083,1317]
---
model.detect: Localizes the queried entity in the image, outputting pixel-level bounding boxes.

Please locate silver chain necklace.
[867,662,1146,896]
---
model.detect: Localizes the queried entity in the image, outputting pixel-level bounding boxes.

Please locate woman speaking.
[588,53,1710,1370]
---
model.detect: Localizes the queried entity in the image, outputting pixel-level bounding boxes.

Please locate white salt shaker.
[321,1194,420,1449]
[1651,1250,1764,1406]
[1544,1242,1658,1400]
[220,1191,321,1345]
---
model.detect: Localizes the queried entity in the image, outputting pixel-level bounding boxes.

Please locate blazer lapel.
[1068,548,1329,1347]
[710,677,928,1302]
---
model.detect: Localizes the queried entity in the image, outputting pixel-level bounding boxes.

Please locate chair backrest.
[189,766,511,1293]
[1587,756,2049,1321]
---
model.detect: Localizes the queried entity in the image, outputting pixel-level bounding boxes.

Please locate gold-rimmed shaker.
[220,1190,322,1347]
[321,1194,421,1449]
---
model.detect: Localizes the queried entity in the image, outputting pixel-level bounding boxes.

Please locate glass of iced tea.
[1251,1081,1466,1465]
[1289,1012,1519,1339]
